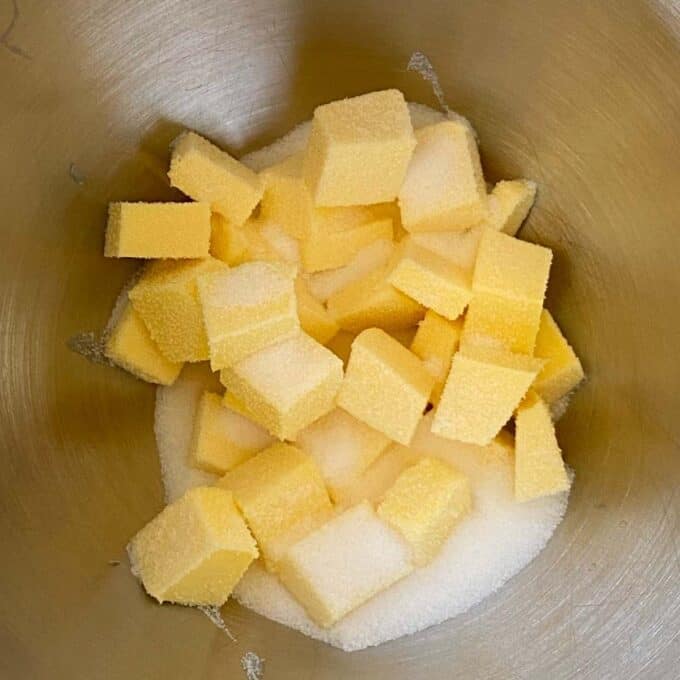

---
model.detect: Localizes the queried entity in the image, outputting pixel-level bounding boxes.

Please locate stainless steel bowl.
[1,1,678,677]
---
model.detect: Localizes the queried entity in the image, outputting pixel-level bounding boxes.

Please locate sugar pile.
[152,104,571,651]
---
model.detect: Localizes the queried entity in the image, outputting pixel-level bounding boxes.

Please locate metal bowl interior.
[0,1,678,678]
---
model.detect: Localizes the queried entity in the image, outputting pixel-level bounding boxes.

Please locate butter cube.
[104,298,182,385]
[169,131,263,226]
[104,202,211,259]
[128,486,257,605]
[295,407,390,502]
[218,443,333,570]
[464,229,552,354]
[278,502,413,627]
[190,391,274,475]
[532,310,584,404]
[484,179,537,236]
[129,258,228,362]
[219,332,344,440]
[433,343,543,445]
[295,278,339,345]
[337,328,435,445]
[398,121,487,233]
[326,267,425,333]
[388,239,472,320]
[514,391,570,502]
[377,457,471,565]
[306,238,394,303]
[410,310,462,404]
[210,213,250,266]
[303,90,416,206]
[197,262,299,370]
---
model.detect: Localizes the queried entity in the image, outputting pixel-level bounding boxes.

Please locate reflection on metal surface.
[0,0,679,678]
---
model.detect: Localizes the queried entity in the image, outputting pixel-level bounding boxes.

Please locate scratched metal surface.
[0,1,678,678]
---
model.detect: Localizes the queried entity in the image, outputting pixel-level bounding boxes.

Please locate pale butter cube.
[129,258,229,362]
[210,213,250,266]
[295,407,390,502]
[464,229,553,353]
[378,456,471,566]
[532,309,584,404]
[388,239,472,320]
[169,131,263,226]
[219,332,344,440]
[104,202,211,259]
[514,391,570,502]
[433,343,544,445]
[218,443,333,571]
[128,486,257,605]
[337,329,435,445]
[326,267,425,333]
[398,121,487,233]
[306,239,394,303]
[278,502,413,627]
[104,299,182,385]
[295,278,339,345]
[190,391,274,475]
[410,311,462,404]
[411,224,485,274]
[303,90,416,206]
[484,179,537,236]
[197,262,299,370]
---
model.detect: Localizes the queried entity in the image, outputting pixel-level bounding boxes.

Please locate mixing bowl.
[1,1,678,677]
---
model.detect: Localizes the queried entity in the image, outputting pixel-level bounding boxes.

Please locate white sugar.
[205,262,293,308]
[219,404,275,451]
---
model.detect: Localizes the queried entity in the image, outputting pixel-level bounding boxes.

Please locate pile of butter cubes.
[102,90,584,627]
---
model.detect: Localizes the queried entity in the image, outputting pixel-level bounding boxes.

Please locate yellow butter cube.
[278,501,413,627]
[532,309,584,404]
[104,202,211,259]
[219,332,344,440]
[197,262,299,370]
[514,391,570,502]
[190,391,275,475]
[222,390,259,420]
[295,407,390,502]
[169,131,263,226]
[295,278,339,345]
[210,213,250,266]
[398,121,487,233]
[433,343,544,445]
[128,486,257,605]
[484,179,537,236]
[377,456,471,566]
[337,328,435,445]
[388,239,472,320]
[464,229,552,353]
[326,266,425,333]
[303,90,416,206]
[410,310,462,404]
[128,258,228,362]
[104,298,183,385]
[218,443,333,570]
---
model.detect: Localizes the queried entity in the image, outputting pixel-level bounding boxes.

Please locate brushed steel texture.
[0,1,678,678]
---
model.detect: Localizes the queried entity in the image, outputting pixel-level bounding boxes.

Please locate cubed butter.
[295,277,339,345]
[128,258,229,362]
[210,213,250,266]
[128,486,257,605]
[377,456,471,566]
[484,179,537,236]
[514,391,570,502]
[169,131,263,226]
[398,121,487,233]
[388,239,472,320]
[104,298,183,385]
[219,332,344,440]
[218,443,333,570]
[190,391,275,475]
[532,309,584,404]
[295,407,390,502]
[104,202,211,259]
[303,89,416,206]
[278,501,413,627]
[432,342,544,445]
[337,328,435,445]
